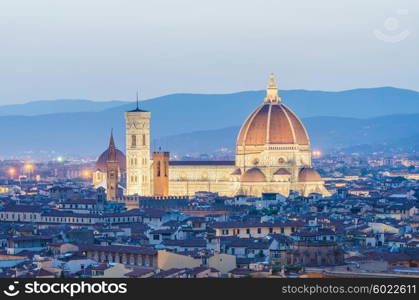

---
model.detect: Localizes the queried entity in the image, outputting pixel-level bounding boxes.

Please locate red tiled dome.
[96,149,126,172]
[237,102,309,147]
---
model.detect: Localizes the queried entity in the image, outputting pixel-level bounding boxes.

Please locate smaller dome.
[231,168,242,175]
[298,167,322,182]
[96,149,126,172]
[274,168,291,175]
[241,168,266,182]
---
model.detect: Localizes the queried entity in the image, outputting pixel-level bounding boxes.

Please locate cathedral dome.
[298,167,322,182]
[96,148,126,172]
[241,167,266,182]
[237,74,309,147]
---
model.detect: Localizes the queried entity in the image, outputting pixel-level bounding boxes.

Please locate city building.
[118,74,329,198]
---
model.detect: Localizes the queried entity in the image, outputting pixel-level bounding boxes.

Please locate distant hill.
[107,87,419,137]
[0,99,129,116]
[1,112,418,157]
[155,114,419,155]
[1,86,419,120]
[0,87,418,157]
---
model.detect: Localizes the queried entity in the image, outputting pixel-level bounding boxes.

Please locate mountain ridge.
[0,87,418,157]
[0,99,130,116]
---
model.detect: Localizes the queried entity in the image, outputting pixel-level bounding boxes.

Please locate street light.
[24,163,34,179]
[312,150,322,158]
[82,170,90,179]
[8,167,16,179]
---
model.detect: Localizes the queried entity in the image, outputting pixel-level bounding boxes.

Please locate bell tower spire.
[107,129,117,162]
[264,73,281,104]
[106,129,119,201]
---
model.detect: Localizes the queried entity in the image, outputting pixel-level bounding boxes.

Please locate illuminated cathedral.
[94,74,330,198]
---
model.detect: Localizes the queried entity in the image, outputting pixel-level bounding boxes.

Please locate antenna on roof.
[136,89,139,110]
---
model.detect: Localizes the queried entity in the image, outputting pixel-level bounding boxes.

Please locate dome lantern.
[264,73,281,104]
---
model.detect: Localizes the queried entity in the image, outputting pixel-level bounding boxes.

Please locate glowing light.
[24,163,33,171]
[312,150,322,158]
[82,170,90,178]
[57,156,63,162]
[8,168,16,176]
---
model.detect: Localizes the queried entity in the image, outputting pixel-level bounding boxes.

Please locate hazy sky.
[0,0,418,104]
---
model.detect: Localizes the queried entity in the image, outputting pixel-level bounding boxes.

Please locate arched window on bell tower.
[131,135,136,147]
[142,134,146,146]
[157,161,161,177]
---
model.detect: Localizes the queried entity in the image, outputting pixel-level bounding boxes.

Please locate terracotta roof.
[229,268,257,275]
[231,168,242,175]
[149,229,177,235]
[212,220,304,229]
[162,239,207,248]
[34,268,55,277]
[80,244,157,256]
[237,103,309,146]
[274,168,291,175]
[8,235,53,242]
[124,268,154,277]
[96,148,126,172]
[298,167,322,182]
[156,268,187,278]
[185,266,219,275]
[241,168,266,182]
[91,263,108,271]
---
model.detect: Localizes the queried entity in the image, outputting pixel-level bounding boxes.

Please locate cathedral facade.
[94,74,329,198]
[122,74,329,198]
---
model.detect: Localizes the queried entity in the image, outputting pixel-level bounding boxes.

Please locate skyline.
[0,0,418,104]
[1,85,419,159]
[0,1,418,285]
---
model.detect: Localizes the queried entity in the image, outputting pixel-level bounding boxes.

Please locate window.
[246,229,250,234]
[269,227,273,233]
[257,228,262,234]
[281,227,285,234]
[153,235,160,240]
[157,161,161,177]
[131,135,136,147]
[142,134,146,145]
